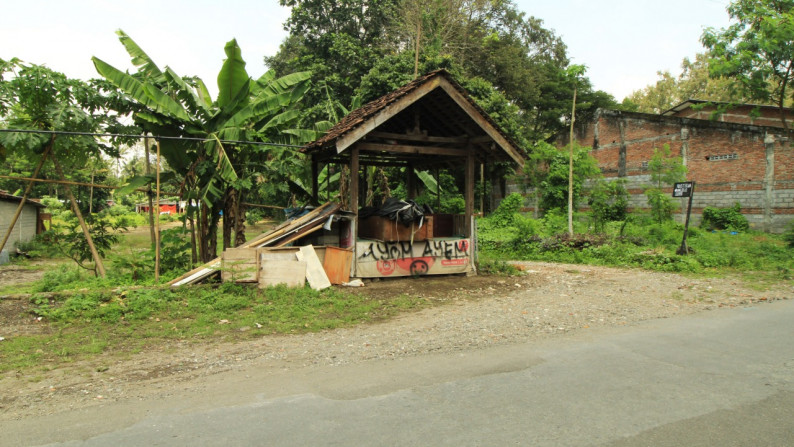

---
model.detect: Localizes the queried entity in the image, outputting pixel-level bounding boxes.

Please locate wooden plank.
[322,247,352,285]
[296,245,331,290]
[258,247,300,262]
[171,262,221,286]
[336,77,442,153]
[258,259,306,288]
[368,131,469,144]
[167,202,340,287]
[358,142,468,157]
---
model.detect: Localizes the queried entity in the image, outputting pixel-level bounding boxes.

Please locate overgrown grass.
[1,281,427,373]
[478,205,794,282]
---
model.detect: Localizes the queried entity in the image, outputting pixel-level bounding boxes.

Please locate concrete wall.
[0,199,39,259]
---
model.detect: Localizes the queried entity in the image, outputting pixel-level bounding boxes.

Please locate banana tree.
[94,31,317,261]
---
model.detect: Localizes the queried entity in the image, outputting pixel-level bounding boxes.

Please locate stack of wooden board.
[168,202,341,287]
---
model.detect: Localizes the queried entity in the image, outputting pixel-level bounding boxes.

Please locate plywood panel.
[259,260,306,288]
[221,247,258,282]
[322,247,353,284]
[296,245,332,290]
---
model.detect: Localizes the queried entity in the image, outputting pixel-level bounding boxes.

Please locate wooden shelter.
[302,70,525,278]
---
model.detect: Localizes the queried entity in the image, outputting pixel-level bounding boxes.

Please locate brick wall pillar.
[763,133,776,231]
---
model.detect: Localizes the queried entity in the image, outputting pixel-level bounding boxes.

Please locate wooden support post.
[0,144,51,255]
[435,167,441,211]
[155,140,161,282]
[479,163,484,214]
[350,145,360,213]
[51,153,107,277]
[465,150,475,237]
[311,156,319,205]
[406,163,416,199]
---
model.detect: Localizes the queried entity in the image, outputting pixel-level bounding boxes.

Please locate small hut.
[0,191,47,264]
[301,70,525,279]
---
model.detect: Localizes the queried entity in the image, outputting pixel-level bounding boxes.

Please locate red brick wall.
[560,109,794,232]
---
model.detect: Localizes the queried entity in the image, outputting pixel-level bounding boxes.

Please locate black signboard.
[673,182,694,198]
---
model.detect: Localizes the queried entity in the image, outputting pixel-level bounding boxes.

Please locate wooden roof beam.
[358,142,468,157]
[367,131,471,145]
[335,77,442,154]
[438,82,525,167]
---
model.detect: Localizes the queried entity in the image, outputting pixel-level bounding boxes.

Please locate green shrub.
[490,193,524,228]
[701,203,749,232]
[33,265,87,292]
[784,222,794,248]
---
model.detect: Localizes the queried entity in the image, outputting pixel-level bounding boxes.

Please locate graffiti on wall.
[356,239,471,277]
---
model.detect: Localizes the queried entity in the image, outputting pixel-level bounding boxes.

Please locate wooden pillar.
[350,145,360,213]
[479,163,485,214]
[464,150,475,237]
[406,163,416,199]
[435,167,441,211]
[311,155,319,204]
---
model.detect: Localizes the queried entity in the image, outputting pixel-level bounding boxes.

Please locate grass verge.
[0,282,427,374]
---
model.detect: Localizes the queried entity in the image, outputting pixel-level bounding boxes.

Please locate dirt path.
[1,262,791,421]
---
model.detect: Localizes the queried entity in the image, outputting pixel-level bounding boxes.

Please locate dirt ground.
[0,261,792,422]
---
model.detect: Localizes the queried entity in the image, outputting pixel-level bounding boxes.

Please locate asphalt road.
[6,300,794,446]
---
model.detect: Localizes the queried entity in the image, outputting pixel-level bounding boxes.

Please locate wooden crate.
[358,215,433,242]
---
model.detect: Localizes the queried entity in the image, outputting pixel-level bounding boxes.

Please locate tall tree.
[0,59,137,274]
[702,0,794,130]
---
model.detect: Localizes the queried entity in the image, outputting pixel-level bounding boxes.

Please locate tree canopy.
[266,0,617,145]
[702,0,794,129]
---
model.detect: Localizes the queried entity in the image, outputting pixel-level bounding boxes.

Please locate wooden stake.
[0,143,51,255]
[51,153,107,277]
[155,139,161,282]
[0,175,180,195]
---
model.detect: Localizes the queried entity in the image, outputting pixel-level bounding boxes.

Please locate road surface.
[4,300,793,446]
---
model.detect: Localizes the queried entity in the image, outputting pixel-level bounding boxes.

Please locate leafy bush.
[701,203,749,232]
[33,265,87,292]
[490,193,524,227]
[588,179,628,232]
[784,222,794,248]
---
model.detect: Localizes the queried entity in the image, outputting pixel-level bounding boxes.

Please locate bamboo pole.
[155,140,161,282]
[0,175,180,195]
[51,153,107,277]
[568,87,577,237]
[0,144,51,256]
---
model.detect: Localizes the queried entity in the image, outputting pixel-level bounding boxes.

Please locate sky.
[2,0,733,101]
